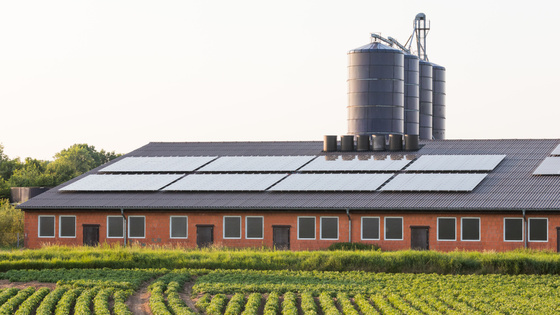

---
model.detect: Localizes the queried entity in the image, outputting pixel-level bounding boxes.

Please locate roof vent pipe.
[356,135,370,151]
[340,135,355,152]
[404,134,420,151]
[388,134,403,151]
[372,135,386,151]
[323,135,338,152]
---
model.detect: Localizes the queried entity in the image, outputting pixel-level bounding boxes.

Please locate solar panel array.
[406,155,505,171]
[300,155,411,172]
[164,174,287,191]
[533,157,560,175]
[59,174,183,191]
[99,156,217,173]
[551,144,560,156]
[269,173,394,191]
[61,154,504,192]
[380,174,488,192]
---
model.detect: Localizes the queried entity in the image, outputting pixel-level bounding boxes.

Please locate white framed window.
[170,216,188,239]
[384,217,403,240]
[246,216,264,239]
[128,216,146,239]
[461,217,480,241]
[320,217,339,240]
[107,216,124,238]
[504,218,523,242]
[528,218,548,242]
[361,217,380,240]
[38,215,55,238]
[59,215,76,238]
[297,216,316,240]
[437,217,456,241]
[223,216,242,239]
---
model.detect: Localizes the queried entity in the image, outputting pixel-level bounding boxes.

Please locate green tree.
[0,144,22,181]
[8,158,55,187]
[0,199,24,247]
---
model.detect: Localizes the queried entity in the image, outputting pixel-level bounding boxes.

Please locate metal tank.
[404,54,420,135]
[347,42,405,136]
[432,64,446,139]
[418,60,433,140]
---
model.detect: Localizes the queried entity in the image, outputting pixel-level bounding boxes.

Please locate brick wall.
[23,210,560,252]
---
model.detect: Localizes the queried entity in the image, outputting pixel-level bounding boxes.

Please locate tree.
[0,199,24,247]
[8,158,54,187]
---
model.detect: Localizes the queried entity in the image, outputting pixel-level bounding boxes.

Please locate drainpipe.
[523,209,527,249]
[121,209,127,247]
[346,209,352,243]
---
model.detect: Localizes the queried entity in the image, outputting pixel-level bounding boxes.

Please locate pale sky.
[1,1,559,160]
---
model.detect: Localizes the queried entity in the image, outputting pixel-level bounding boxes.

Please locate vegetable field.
[1,268,560,314]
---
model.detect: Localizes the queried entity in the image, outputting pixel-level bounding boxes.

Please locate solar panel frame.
[406,155,506,172]
[533,157,560,175]
[380,173,488,192]
[163,173,288,191]
[99,156,217,173]
[196,156,316,172]
[551,144,560,156]
[268,173,394,191]
[299,155,412,172]
[59,174,184,191]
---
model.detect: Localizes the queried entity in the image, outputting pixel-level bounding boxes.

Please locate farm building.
[17,138,560,251]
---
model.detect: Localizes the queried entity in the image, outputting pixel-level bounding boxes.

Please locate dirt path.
[127,281,152,315]
[0,280,56,290]
[181,279,198,311]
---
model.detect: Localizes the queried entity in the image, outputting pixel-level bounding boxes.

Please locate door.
[273,226,290,250]
[410,226,429,250]
[83,225,99,246]
[197,225,214,248]
[557,227,560,253]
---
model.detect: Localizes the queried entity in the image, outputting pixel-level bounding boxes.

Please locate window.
[298,217,315,240]
[107,216,124,238]
[461,218,480,241]
[128,216,145,239]
[38,215,55,238]
[59,216,76,238]
[170,216,188,239]
[361,217,380,240]
[504,218,523,242]
[223,216,241,239]
[529,218,548,242]
[385,217,403,240]
[437,218,456,241]
[246,216,263,239]
[320,217,339,240]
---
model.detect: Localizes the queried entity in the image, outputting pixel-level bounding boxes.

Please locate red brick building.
[18,139,560,252]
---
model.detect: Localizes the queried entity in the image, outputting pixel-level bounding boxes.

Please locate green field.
[2,246,560,314]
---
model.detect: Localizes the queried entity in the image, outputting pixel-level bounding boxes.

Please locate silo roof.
[349,42,402,53]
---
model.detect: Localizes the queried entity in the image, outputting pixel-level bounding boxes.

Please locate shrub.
[327,242,380,251]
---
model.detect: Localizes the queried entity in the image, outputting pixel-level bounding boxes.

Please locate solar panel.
[380,173,487,192]
[551,144,560,156]
[197,156,315,172]
[533,157,560,175]
[406,155,505,171]
[299,155,412,172]
[59,174,183,191]
[99,156,217,173]
[163,174,287,191]
[268,173,394,191]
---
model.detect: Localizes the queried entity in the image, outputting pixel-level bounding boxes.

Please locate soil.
[181,280,198,311]
[0,280,56,290]
[127,281,152,315]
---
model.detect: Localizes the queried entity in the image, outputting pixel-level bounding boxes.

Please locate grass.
[1,245,560,274]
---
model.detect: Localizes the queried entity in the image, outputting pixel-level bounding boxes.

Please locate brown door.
[273,226,290,250]
[197,225,214,248]
[411,226,429,250]
[83,225,99,246]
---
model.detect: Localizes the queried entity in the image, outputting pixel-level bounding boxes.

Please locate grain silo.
[432,64,446,140]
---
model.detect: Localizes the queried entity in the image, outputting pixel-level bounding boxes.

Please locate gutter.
[346,209,352,243]
[523,209,527,249]
[121,209,127,247]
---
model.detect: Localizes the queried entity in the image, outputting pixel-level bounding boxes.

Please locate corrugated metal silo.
[432,64,446,140]
[404,54,420,135]
[418,60,433,140]
[347,42,405,136]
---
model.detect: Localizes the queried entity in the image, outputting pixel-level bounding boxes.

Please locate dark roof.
[18,139,560,212]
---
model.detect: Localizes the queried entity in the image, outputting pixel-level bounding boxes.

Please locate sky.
[1,1,559,160]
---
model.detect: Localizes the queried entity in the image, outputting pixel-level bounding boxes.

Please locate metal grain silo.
[404,54,420,135]
[347,42,405,136]
[432,64,446,139]
[418,60,433,140]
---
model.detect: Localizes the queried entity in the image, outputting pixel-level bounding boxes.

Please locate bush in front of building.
[0,199,24,248]
[327,242,380,251]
